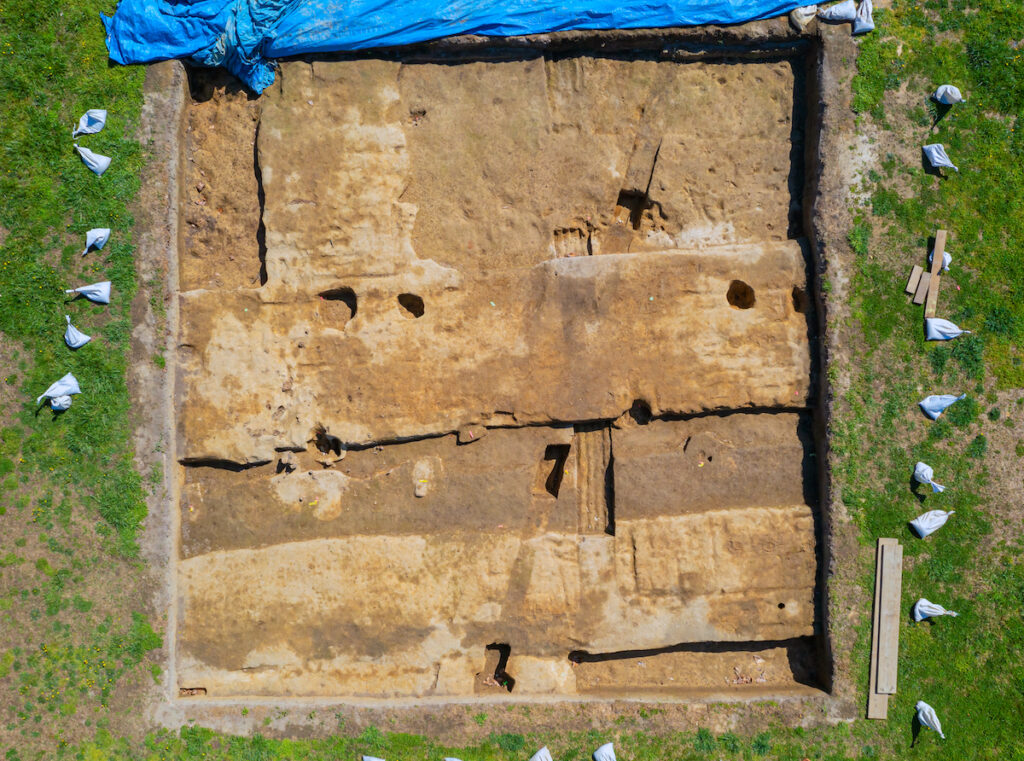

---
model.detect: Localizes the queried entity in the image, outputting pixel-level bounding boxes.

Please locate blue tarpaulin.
[103,0,805,93]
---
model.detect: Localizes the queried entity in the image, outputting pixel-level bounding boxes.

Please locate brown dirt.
[170,44,824,702]
[179,69,263,291]
[117,14,880,739]
[979,390,1024,549]
[128,59,188,738]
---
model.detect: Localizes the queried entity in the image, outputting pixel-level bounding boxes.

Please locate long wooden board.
[924,229,947,318]
[867,538,903,719]
[876,541,903,693]
[867,539,888,719]
[930,229,948,277]
[924,274,941,318]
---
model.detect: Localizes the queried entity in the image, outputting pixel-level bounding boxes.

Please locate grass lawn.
[0,0,160,756]
[1,0,1023,758]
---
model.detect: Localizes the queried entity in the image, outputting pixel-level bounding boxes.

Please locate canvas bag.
[852,0,874,34]
[925,318,970,341]
[66,281,112,304]
[910,510,954,538]
[72,109,107,137]
[916,700,946,738]
[913,461,945,493]
[933,85,964,104]
[64,315,91,349]
[928,248,952,271]
[913,598,958,621]
[593,744,616,761]
[790,5,817,30]
[37,372,81,410]
[82,227,111,256]
[818,0,856,20]
[74,144,111,175]
[530,748,554,761]
[923,143,958,172]
[918,393,965,420]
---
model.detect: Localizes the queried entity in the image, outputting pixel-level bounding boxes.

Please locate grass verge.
[0,0,160,756]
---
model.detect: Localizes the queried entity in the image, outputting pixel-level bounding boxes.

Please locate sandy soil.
[169,45,822,702]
[128,16,877,738]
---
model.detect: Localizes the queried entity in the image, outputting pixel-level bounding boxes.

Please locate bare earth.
[172,51,822,701]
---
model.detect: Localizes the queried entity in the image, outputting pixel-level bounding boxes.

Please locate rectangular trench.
[171,36,830,702]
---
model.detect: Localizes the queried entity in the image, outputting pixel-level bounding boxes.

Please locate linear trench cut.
[172,42,826,702]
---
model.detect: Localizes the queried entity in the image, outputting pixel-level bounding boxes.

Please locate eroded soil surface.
[174,52,821,700]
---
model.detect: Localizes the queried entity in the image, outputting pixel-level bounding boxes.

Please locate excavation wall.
[174,47,823,700]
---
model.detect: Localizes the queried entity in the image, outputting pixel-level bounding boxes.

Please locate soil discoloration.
[179,68,263,291]
[177,242,813,462]
[131,17,868,732]
[174,44,823,700]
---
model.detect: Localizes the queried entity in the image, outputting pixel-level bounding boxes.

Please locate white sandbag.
[928,248,952,271]
[82,228,111,256]
[918,393,965,420]
[74,144,111,176]
[72,109,107,138]
[49,395,74,411]
[818,0,856,21]
[923,143,958,172]
[916,700,945,739]
[65,281,112,304]
[64,315,91,349]
[910,510,954,538]
[593,743,616,761]
[933,85,964,105]
[925,317,970,341]
[852,0,874,33]
[443,758,465,761]
[913,461,945,493]
[530,748,554,761]
[789,5,818,31]
[361,756,386,761]
[36,372,81,409]
[913,598,958,621]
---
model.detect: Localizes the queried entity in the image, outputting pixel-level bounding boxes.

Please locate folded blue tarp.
[103,0,803,93]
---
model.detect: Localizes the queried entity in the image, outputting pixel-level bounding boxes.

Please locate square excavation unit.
[174,46,824,701]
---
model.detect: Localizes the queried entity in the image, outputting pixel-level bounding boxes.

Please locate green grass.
[853,0,1024,388]
[849,218,872,256]
[0,0,162,755]
[0,0,147,555]
[831,1,1024,758]
[50,725,925,761]
[3,0,1024,758]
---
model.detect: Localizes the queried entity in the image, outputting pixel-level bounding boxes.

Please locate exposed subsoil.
[130,15,873,738]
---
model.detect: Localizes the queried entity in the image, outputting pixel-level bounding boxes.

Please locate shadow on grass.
[921,148,949,179]
[930,99,952,127]
[909,474,927,504]
[910,713,923,748]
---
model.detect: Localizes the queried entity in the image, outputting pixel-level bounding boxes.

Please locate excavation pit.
[173,40,826,702]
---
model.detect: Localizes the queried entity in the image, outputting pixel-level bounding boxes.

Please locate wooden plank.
[867,538,903,719]
[905,265,924,295]
[866,538,888,719]
[924,229,948,316]
[876,541,903,694]
[930,229,948,277]
[924,273,942,318]
[867,690,889,720]
[913,272,931,305]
